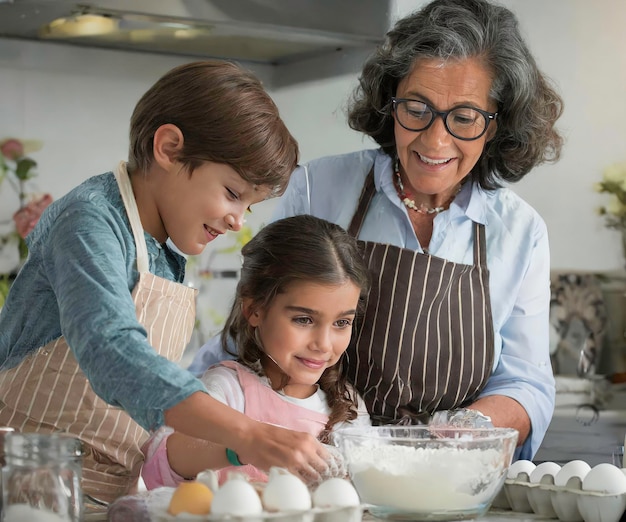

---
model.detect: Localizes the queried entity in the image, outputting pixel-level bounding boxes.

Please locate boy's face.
[156,161,271,255]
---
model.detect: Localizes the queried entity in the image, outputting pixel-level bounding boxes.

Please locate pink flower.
[12,193,53,238]
[0,138,25,160]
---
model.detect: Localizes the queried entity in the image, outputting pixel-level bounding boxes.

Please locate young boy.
[0,60,330,503]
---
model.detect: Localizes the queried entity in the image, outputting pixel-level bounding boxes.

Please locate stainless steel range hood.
[0,0,389,67]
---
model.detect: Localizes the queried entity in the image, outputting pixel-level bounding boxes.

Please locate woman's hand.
[468,395,530,445]
[233,421,331,485]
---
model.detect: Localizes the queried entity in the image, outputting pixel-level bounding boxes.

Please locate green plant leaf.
[18,237,28,260]
[0,157,7,180]
[15,158,37,180]
[0,276,10,308]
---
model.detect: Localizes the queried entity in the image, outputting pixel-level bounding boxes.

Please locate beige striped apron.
[0,162,197,503]
[346,170,494,424]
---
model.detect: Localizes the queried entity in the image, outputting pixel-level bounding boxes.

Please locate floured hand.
[304,443,347,489]
[429,409,493,431]
[236,422,330,485]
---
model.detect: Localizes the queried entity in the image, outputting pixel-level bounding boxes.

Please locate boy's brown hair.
[128,60,298,196]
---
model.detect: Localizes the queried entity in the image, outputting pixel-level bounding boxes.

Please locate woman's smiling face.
[393,56,498,198]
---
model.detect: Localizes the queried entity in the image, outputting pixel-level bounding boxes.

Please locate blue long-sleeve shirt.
[0,171,205,431]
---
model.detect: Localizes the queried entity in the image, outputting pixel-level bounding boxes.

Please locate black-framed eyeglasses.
[391,97,498,141]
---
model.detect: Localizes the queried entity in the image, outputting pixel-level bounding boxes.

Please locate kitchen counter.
[91,495,580,522]
[88,507,576,521]
[88,509,564,522]
[362,510,552,521]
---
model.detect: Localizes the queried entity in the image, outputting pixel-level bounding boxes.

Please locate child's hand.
[306,443,347,488]
[235,422,331,485]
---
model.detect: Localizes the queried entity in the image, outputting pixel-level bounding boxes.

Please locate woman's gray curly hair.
[348,0,564,190]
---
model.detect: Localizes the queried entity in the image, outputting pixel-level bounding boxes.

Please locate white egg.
[554,460,591,487]
[582,463,626,494]
[263,467,311,512]
[529,461,561,484]
[211,473,263,516]
[313,478,360,508]
[507,459,536,480]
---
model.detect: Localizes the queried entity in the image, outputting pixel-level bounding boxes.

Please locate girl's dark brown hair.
[222,215,371,441]
[128,60,298,196]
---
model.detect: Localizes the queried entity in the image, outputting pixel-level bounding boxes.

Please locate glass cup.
[0,426,15,517]
[2,432,83,521]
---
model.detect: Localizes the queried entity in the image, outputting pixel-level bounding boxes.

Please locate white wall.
[1,0,625,274]
[0,39,272,202]
[498,0,626,272]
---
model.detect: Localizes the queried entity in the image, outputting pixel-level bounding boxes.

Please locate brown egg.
[168,481,214,515]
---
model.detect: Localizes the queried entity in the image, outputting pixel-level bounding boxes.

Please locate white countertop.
[361,508,554,521]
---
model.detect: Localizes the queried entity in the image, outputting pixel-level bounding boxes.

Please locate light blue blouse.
[0,172,206,431]
[275,148,555,460]
[191,148,556,460]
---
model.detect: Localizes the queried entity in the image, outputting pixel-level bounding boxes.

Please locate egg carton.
[152,505,362,522]
[145,486,363,522]
[496,468,626,522]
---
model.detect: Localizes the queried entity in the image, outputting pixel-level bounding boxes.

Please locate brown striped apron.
[0,162,197,503]
[346,170,494,424]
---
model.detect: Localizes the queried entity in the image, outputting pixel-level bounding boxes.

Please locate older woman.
[192,0,563,459]
[276,0,562,458]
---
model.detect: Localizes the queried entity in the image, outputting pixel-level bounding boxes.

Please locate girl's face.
[393,56,497,198]
[156,162,271,255]
[248,280,361,399]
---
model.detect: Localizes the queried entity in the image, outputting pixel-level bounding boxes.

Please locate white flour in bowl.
[348,443,505,512]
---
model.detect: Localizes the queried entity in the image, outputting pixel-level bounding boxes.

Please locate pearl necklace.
[394,170,461,215]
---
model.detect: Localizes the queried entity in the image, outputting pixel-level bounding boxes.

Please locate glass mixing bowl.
[333,425,518,521]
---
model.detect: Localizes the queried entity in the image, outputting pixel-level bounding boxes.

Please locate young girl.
[141,214,372,487]
[0,60,331,503]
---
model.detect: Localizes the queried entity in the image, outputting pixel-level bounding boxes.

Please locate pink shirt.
[141,361,329,488]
